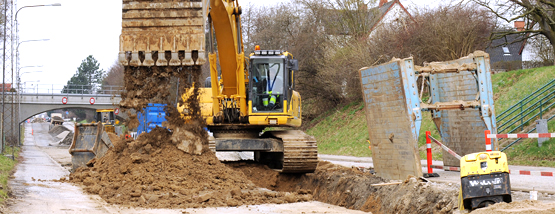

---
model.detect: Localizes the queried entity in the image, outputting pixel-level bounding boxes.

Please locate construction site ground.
[6,122,555,213]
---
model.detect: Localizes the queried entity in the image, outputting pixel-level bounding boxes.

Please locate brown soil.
[69,128,311,209]
[470,200,555,214]
[68,53,460,212]
[228,161,459,214]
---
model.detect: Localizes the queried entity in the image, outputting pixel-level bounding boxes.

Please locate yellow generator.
[460,151,512,210]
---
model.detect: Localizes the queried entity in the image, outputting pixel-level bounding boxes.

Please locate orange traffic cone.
[32,129,34,135]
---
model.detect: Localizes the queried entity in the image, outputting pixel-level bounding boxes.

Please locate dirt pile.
[120,66,208,155]
[57,132,74,146]
[229,161,459,214]
[470,200,555,214]
[31,118,45,123]
[48,125,70,136]
[69,128,311,209]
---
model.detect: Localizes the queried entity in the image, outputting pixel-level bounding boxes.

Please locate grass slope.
[307,66,555,165]
[0,125,22,203]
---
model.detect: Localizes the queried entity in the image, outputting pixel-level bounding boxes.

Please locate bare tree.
[527,34,554,66]
[369,3,495,65]
[472,0,555,65]
[102,60,124,87]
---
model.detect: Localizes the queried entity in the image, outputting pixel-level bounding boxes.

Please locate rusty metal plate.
[430,55,494,167]
[359,59,423,180]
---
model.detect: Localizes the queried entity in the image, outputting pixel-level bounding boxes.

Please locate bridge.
[16,84,122,123]
[19,93,121,122]
[0,84,124,147]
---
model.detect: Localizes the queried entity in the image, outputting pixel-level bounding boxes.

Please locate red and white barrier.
[487,133,555,139]
[428,135,462,160]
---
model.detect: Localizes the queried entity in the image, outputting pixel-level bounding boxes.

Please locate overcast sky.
[16,0,444,90]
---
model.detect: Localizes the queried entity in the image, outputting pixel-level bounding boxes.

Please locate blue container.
[137,103,167,135]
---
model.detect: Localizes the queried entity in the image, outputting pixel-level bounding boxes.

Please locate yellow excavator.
[119,0,318,173]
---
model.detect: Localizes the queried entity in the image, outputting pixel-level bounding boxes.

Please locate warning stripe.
[487,133,555,139]
[423,165,555,177]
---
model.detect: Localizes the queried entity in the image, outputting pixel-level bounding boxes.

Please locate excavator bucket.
[69,123,114,171]
[119,0,207,67]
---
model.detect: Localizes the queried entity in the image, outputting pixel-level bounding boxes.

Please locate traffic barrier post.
[485,130,492,152]
[423,131,440,178]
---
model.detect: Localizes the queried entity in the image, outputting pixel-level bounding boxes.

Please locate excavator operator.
[251,60,284,112]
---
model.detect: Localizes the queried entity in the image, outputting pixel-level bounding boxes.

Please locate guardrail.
[18,84,123,95]
[497,79,555,134]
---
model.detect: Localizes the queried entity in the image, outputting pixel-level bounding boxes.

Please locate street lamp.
[12,3,61,148]
[14,2,61,76]
[18,70,42,84]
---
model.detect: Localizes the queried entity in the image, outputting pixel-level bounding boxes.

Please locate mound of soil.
[69,128,310,209]
[470,200,555,214]
[31,118,45,123]
[228,161,459,214]
[48,125,70,137]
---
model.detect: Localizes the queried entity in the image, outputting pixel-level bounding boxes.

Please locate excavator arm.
[208,0,248,122]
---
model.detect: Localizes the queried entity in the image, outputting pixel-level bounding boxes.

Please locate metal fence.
[497,79,555,151]
[19,84,124,95]
[497,79,555,134]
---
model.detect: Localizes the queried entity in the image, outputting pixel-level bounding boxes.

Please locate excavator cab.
[249,50,298,113]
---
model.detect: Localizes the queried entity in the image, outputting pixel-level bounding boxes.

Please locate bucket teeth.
[183,52,194,66]
[196,51,206,65]
[143,52,155,66]
[169,52,181,66]
[129,52,141,67]
[118,52,128,66]
[121,1,205,67]
[156,52,168,66]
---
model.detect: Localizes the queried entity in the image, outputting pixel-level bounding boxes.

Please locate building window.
[502,46,511,56]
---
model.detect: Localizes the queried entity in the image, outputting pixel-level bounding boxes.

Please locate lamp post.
[15,3,61,85]
[13,3,60,148]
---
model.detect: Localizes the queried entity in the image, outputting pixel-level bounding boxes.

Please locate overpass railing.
[19,84,123,96]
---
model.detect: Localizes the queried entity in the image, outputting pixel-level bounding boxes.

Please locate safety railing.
[497,79,555,134]
[18,84,124,96]
[501,113,555,151]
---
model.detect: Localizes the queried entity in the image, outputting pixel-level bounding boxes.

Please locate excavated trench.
[67,64,459,213]
[226,161,459,214]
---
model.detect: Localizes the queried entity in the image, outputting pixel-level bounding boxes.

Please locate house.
[368,0,415,38]
[0,83,13,92]
[485,21,527,73]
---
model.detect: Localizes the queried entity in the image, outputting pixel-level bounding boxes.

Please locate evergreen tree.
[63,55,105,94]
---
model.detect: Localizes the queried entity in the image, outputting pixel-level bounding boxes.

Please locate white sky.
[16,0,442,88]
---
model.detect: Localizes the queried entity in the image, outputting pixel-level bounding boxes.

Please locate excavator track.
[269,130,319,173]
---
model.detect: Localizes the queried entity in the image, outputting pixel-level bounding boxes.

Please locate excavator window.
[250,58,286,113]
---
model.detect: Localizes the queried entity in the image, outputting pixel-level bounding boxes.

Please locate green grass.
[0,146,20,203]
[505,119,555,167]
[505,138,555,167]
[306,66,555,166]
[492,66,555,115]
[307,101,443,160]
[306,101,372,157]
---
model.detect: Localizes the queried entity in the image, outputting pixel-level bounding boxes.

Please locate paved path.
[7,123,111,214]
[319,154,555,194]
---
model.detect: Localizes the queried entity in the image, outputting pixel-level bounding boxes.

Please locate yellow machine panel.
[460,151,511,210]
